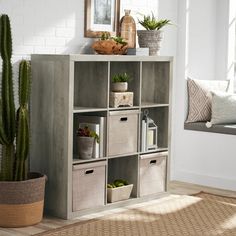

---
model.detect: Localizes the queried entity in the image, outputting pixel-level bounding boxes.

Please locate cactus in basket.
[0,14,31,181]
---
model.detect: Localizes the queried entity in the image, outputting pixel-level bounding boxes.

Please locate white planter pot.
[112,82,128,92]
[137,30,163,56]
[77,136,94,159]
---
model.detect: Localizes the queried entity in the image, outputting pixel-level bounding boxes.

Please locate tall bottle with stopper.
[119,9,136,48]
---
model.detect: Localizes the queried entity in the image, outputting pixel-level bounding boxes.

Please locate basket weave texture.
[0,172,46,227]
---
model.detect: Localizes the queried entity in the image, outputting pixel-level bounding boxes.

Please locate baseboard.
[173,170,236,191]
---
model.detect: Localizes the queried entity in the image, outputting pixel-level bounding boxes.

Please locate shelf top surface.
[31,54,173,62]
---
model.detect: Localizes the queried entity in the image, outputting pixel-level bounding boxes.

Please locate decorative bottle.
[119,10,136,48]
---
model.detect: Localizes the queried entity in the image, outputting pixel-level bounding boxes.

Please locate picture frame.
[84,0,120,38]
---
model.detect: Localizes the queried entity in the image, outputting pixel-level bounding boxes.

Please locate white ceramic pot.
[112,82,128,92]
[77,136,94,159]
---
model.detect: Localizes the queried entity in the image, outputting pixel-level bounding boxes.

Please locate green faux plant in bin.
[0,14,31,181]
[107,179,129,188]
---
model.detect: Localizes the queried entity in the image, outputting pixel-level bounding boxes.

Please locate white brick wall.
[0,0,158,60]
[0,0,158,103]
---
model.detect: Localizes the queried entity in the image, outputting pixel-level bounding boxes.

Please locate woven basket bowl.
[92,40,128,55]
[0,172,46,227]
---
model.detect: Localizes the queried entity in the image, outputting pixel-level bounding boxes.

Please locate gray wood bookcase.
[30,54,173,219]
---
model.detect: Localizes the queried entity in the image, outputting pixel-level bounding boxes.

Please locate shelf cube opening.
[108,155,139,200]
[142,62,170,105]
[74,62,108,109]
[110,62,140,107]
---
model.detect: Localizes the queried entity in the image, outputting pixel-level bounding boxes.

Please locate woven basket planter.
[0,172,46,228]
[137,30,163,55]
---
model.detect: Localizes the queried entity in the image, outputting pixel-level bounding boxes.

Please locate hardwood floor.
[0,181,235,236]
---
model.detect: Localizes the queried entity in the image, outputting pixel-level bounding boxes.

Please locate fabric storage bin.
[72,161,106,211]
[139,152,167,197]
[108,110,139,156]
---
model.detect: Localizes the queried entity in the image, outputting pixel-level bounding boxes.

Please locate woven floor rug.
[36,192,236,236]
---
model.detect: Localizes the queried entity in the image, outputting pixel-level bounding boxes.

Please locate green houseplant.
[111,72,131,92]
[137,13,171,55]
[76,126,99,160]
[0,14,46,228]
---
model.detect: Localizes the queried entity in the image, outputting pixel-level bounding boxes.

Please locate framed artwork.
[84,0,120,38]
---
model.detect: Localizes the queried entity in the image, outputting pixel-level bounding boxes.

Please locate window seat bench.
[184,122,236,135]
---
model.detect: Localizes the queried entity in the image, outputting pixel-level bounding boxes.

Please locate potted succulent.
[92,32,128,55]
[111,72,131,92]
[76,126,99,160]
[107,179,133,203]
[0,15,46,227]
[137,13,171,55]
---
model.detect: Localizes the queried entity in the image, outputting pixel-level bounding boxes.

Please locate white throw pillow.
[206,92,236,127]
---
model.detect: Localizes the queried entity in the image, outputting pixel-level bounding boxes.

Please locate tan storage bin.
[108,110,139,156]
[72,161,106,211]
[139,152,167,197]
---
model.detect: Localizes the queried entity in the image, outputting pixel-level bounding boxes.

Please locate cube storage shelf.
[30,55,173,219]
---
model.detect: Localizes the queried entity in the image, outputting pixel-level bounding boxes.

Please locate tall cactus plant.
[0,14,31,181]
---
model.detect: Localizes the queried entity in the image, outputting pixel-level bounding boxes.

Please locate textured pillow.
[206,92,236,127]
[186,78,230,123]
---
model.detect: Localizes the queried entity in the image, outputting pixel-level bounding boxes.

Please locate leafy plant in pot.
[111,72,131,92]
[137,13,171,55]
[77,126,99,160]
[0,14,46,228]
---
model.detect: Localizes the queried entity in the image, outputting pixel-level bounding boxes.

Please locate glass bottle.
[119,10,136,48]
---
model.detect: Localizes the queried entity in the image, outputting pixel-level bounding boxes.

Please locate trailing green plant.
[138,12,171,31]
[112,72,131,83]
[0,14,31,181]
[76,126,99,143]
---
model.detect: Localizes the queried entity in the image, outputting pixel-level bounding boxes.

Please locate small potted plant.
[76,126,99,160]
[111,72,131,92]
[92,32,128,55]
[137,13,171,55]
[107,179,133,203]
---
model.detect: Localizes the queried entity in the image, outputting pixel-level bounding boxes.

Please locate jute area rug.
[36,192,236,236]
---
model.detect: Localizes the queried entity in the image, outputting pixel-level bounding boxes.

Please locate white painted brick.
[35,27,56,37]
[14,45,34,55]
[24,36,45,46]
[56,28,75,38]
[45,37,66,46]
[34,46,56,54]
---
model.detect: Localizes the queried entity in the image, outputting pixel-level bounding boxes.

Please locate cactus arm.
[0,15,15,143]
[15,107,29,181]
[19,60,30,106]
[14,60,31,181]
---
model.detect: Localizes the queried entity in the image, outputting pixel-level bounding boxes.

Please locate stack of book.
[77,115,106,159]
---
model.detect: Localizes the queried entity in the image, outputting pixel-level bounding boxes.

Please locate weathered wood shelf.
[30,54,173,219]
